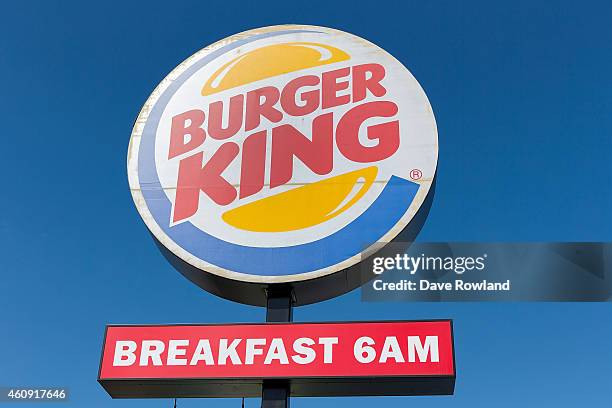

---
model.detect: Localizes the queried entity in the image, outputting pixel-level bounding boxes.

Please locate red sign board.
[99,320,454,398]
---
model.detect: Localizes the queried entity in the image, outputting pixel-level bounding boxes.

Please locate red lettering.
[168,65,401,213]
[168,110,206,159]
[239,131,267,199]
[280,75,320,116]
[336,101,399,163]
[270,113,334,188]
[321,68,350,109]
[208,94,244,140]
[352,64,387,102]
[173,144,239,222]
[245,86,283,131]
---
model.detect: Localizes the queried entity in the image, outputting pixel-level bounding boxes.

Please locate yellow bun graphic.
[222,167,378,232]
[202,42,350,96]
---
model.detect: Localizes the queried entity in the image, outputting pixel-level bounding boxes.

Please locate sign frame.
[127,24,438,306]
[98,319,455,398]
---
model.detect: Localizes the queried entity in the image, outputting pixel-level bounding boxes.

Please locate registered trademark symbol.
[410,169,422,180]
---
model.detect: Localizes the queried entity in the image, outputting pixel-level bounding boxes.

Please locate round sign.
[128,25,438,306]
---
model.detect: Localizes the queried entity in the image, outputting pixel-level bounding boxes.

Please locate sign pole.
[262,287,293,408]
[107,24,449,404]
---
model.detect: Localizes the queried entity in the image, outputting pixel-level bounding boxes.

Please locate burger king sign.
[128,25,438,305]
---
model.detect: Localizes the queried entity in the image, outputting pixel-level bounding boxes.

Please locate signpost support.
[107,24,448,405]
[262,287,293,408]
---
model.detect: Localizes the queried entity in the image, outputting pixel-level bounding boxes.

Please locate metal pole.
[261,286,293,408]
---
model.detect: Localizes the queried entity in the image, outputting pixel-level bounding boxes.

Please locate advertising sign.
[99,320,454,398]
[127,25,438,305]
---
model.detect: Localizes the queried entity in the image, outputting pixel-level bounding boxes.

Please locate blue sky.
[1,1,611,407]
